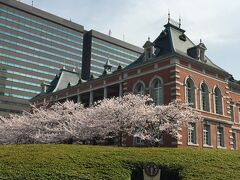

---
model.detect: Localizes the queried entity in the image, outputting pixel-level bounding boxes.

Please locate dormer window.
[102,58,112,75]
[179,33,186,41]
[147,49,151,59]
[143,37,154,61]
[199,49,204,61]
[187,39,207,62]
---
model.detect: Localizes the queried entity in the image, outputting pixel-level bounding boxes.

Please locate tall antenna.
[168,10,170,23]
[32,1,34,7]
[108,29,112,36]
[179,16,181,28]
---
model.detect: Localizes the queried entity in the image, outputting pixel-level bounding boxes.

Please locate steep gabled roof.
[49,68,80,93]
[125,21,228,74]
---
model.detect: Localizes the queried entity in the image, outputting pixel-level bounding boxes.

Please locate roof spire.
[179,16,181,28]
[200,38,202,43]
[104,56,112,73]
[168,10,170,23]
[148,36,150,41]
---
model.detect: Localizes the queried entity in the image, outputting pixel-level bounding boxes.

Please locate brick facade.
[31,21,240,150]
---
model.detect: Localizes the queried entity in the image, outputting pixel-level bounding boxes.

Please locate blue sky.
[21,0,240,80]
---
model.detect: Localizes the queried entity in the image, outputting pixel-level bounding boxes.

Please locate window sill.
[188,143,199,147]
[217,146,226,149]
[201,109,210,113]
[203,144,213,148]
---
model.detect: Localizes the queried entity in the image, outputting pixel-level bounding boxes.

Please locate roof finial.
[148,36,150,41]
[179,16,181,28]
[168,10,170,23]
[200,38,202,43]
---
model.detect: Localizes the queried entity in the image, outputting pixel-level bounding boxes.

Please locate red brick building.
[31,19,240,150]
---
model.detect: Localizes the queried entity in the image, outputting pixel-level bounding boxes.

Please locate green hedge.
[0,145,239,179]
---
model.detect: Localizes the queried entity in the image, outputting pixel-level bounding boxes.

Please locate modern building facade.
[82,30,143,80]
[32,19,240,150]
[0,0,142,116]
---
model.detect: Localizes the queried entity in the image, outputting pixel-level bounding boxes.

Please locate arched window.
[151,78,163,105]
[201,83,209,111]
[133,82,145,95]
[185,78,195,107]
[214,87,223,115]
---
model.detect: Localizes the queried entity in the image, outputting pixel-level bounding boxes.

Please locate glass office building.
[0,0,84,116]
[0,0,142,116]
[82,30,143,79]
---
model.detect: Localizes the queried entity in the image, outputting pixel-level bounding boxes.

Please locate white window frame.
[200,83,210,112]
[238,107,240,123]
[232,132,237,150]
[188,123,197,145]
[217,126,224,148]
[214,87,223,115]
[150,78,163,105]
[203,124,211,146]
[133,81,145,95]
[230,103,234,122]
[185,78,196,108]
[134,137,144,145]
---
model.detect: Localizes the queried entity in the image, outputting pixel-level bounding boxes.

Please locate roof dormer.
[143,37,154,61]
[187,39,207,62]
[102,58,113,75]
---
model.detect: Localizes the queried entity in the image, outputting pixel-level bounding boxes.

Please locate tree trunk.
[118,132,122,147]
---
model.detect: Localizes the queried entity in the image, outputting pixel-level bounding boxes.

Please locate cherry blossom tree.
[0,94,202,145]
[0,101,87,144]
[86,94,156,146]
[137,101,202,144]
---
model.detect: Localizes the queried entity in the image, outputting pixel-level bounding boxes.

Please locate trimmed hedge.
[0,145,239,179]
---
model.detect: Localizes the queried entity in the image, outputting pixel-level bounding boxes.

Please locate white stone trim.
[203,144,213,148]
[188,143,199,147]
[132,80,146,94]
[201,115,233,125]
[124,64,175,81]
[176,64,228,84]
[170,75,180,79]
[217,146,227,149]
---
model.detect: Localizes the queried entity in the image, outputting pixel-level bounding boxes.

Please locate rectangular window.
[202,93,206,110]
[230,104,234,122]
[217,126,224,147]
[203,124,211,146]
[134,137,144,145]
[238,107,240,122]
[188,123,197,144]
[232,132,237,150]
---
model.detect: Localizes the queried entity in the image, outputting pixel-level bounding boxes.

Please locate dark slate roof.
[48,68,81,93]
[228,79,240,94]
[143,39,154,48]
[125,21,228,73]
